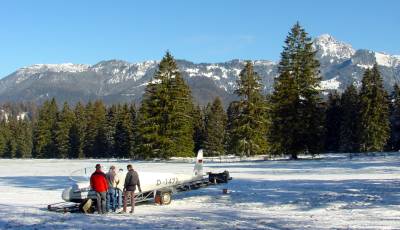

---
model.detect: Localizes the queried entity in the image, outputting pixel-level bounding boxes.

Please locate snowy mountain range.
[0,34,399,106]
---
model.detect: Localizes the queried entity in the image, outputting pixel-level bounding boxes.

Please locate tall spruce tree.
[324,91,342,152]
[204,97,227,156]
[114,104,134,158]
[3,118,17,158]
[0,120,7,157]
[83,100,108,158]
[3,139,16,158]
[388,84,400,150]
[358,65,390,152]
[339,84,360,152]
[93,101,108,158]
[15,119,33,158]
[55,102,75,158]
[33,98,58,158]
[270,22,324,159]
[105,104,118,157]
[137,52,194,159]
[129,104,137,156]
[228,61,269,156]
[68,102,86,158]
[225,101,240,155]
[192,105,206,153]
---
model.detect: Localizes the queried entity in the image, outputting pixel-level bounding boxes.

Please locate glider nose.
[62,186,72,201]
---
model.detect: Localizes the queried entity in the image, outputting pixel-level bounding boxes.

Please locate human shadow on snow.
[0,203,303,230]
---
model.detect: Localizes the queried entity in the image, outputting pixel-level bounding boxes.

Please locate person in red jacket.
[90,164,108,214]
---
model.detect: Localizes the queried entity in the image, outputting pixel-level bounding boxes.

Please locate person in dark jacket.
[123,164,142,213]
[90,164,109,214]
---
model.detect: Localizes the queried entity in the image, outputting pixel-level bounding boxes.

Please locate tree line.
[0,23,397,159]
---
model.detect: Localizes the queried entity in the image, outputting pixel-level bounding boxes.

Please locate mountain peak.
[314,34,355,60]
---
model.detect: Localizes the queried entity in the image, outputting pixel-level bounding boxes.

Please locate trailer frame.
[47,171,232,213]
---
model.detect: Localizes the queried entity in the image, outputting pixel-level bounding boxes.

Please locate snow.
[184,68,200,77]
[134,61,157,79]
[17,64,90,75]
[16,112,28,121]
[253,60,276,66]
[0,109,9,122]
[106,61,157,84]
[202,72,220,81]
[357,64,374,69]
[0,153,399,229]
[314,34,355,60]
[319,76,341,90]
[219,85,228,91]
[375,52,400,67]
[12,64,90,84]
[206,65,220,71]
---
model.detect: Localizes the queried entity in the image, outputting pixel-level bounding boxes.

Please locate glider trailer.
[48,150,232,213]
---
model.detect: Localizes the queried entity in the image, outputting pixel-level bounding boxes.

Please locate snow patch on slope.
[357,64,374,69]
[103,60,157,84]
[320,76,341,90]
[375,52,400,67]
[18,63,89,75]
[14,63,90,84]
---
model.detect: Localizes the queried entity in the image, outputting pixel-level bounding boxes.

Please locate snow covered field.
[0,153,399,229]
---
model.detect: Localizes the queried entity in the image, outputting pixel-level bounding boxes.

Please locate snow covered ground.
[0,153,399,229]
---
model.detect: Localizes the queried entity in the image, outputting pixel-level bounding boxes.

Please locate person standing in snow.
[115,168,125,212]
[123,164,142,213]
[106,165,119,212]
[90,164,108,214]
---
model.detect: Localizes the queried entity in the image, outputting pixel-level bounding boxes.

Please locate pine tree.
[33,98,58,158]
[55,102,75,158]
[324,91,342,152]
[83,101,95,157]
[225,101,240,155]
[137,52,194,159]
[3,139,16,158]
[114,104,134,158]
[167,63,195,157]
[129,104,137,156]
[105,104,118,157]
[15,120,33,158]
[0,120,8,157]
[93,101,108,158]
[68,102,86,158]
[228,61,269,157]
[358,65,390,152]
[339,84,360,152]
[3,118,17,158]
[388,84,400,150]
[203,97,227,156]
[83,100,107,158]
[270,22,324,159]
[192,105,205,153]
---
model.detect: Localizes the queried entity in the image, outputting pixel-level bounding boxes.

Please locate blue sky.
[0,0,399,78]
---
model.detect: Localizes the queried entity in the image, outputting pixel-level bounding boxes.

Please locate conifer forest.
[0,24,397,160]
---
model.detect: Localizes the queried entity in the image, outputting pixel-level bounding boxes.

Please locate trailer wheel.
[161,191,172,205]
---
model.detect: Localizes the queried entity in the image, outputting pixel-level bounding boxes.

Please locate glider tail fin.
[194,149,204,177]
